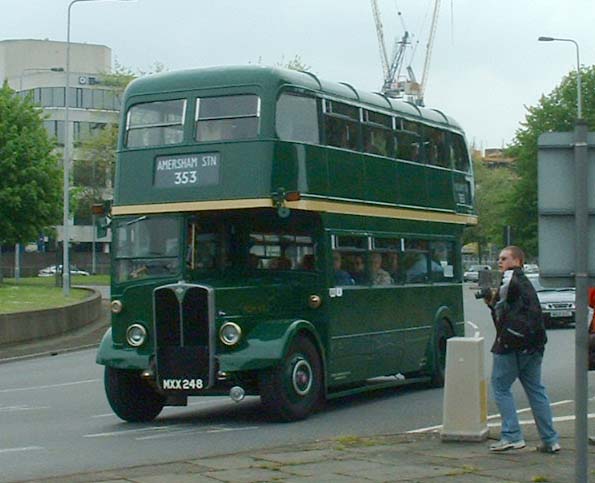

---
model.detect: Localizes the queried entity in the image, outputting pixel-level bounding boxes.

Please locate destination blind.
[154,153,220,188]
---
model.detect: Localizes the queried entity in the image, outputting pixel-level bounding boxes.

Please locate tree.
[504,66,595,258]
[74,124,118,224]
[463,152,515,259]
[0,82,62,245]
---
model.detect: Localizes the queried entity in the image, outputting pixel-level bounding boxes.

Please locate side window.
[332,235,367,286]
[362,110,393,157]
[249,233,315,271]
[450,133,471,172]
[429,241,455,281]
[425,127,449,168]
[396,120,421,162]
[323,100,360,151]
[195,94,260,142]
[373,237,403,284]
[276,92,320,144]
[402,239,430,283]
[126,99,186,148]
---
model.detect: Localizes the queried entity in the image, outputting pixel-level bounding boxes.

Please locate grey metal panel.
[537,131,595,284]
[538,215,575,277]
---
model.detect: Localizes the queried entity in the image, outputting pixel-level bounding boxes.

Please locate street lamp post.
[63,0,134,296]
[538,35,588,483]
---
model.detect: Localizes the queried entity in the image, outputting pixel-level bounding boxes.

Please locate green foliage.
[505,66,595,257]
[464,152,515,253]
[75,124,118,224]
[0,82,62,244]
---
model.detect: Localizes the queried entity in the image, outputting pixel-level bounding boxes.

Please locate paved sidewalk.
[19,419,594,482]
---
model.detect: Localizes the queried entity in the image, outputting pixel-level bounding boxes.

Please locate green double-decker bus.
[96,65,476,422]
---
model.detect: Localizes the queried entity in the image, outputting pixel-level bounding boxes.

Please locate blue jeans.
[491,352,559,445]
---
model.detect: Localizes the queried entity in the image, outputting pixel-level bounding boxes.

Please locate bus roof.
[125,65,463,131]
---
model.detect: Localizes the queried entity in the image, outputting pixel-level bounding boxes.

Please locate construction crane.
[370,0,441,105]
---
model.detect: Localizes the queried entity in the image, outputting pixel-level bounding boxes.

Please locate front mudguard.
[95,328,150,370]
[218,318,324,372]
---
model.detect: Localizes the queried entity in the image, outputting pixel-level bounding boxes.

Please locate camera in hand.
[474,287,493,300]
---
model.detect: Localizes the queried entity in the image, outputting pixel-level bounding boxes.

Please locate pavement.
[1,290,594,482]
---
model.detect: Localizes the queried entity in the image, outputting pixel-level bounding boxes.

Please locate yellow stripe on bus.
[111,198,478,225]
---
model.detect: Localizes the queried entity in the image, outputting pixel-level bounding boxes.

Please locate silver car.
[463,264,491,283]
[527,274,575,328]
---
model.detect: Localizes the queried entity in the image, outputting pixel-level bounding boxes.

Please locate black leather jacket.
[490,267,547,354]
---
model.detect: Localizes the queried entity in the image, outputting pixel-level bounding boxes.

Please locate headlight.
[219,322,242,346]
[111,300,123,314]
[126,323,147,347]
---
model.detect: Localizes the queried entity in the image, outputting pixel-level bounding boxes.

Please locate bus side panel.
[326,149,364,201]
[325,284,464,386]
[426,167,456,211]
[272,142,329,196]
[364,155,398,204]
[397,162,428,207]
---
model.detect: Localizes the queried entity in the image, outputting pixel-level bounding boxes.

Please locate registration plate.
[550,310,572,318]
[161,378,204,391]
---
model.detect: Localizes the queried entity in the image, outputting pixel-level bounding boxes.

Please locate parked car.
[523,263,540,274]
[463,264,491,283]
[527,274,575,328]
[38,264,90,277]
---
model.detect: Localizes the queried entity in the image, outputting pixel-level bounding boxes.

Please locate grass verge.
[0,279,92,314]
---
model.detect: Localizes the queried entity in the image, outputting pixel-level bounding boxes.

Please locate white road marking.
[408,399,575,433]
[0,405,50,413]
[0,379,100,394]
[135,425,259,441]
[0,446,45,454]
[83,426,167,438]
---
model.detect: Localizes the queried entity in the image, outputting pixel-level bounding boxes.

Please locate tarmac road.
[0,286,587,482]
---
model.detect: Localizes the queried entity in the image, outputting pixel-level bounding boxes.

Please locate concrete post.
[441,335,489,441]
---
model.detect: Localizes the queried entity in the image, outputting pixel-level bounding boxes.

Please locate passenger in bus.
[270,256,292,270]
[333,252,354,286]
[301,254,316,271]
[349,254,368,285]
[386,252,404,284]
[371,253,393,285]
[404,252,429,283]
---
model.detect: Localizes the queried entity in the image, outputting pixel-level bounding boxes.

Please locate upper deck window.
[425,127,449,168]
[195,95,260,142]
[395,119,421,162]
[125,99,186,148]
[362,110,393,157]
[276,93,319,144]
[323,100,360,151]
[450,133,471,172]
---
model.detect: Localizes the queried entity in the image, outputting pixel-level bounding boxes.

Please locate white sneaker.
[489,439,526,452]
[536,442,561,453]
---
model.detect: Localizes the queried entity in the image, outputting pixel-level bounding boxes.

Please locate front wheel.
[104,367,165,422]
[428,319,454,388]
[258,336,323,422]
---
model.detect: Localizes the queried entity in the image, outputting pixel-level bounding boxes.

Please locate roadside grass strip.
[0,280,88,314]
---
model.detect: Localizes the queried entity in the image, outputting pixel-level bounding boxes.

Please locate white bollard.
[440,333,489,442]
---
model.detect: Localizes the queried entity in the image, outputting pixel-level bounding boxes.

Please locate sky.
[2,0,594,149]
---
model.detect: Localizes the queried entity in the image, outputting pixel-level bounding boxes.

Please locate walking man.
[486,246,560,453]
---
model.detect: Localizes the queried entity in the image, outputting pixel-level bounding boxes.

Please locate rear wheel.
[104,367,165,422]
[258,336,323,421]
[429,319,454,388]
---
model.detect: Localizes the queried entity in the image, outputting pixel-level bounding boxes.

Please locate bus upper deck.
[113,65,475,225]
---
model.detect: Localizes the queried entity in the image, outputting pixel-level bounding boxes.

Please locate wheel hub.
[291,358,313,396]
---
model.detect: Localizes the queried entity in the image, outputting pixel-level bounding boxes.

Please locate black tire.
[429,319,454,388]
[104,366,165,422]
[258,335,323,422]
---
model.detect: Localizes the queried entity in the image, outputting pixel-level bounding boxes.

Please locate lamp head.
[538,36,555,42]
